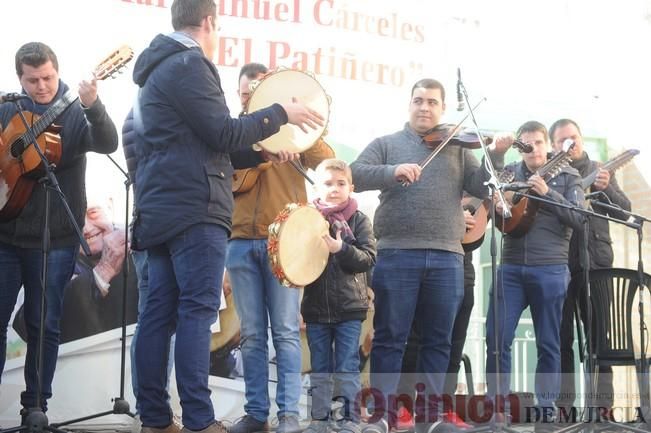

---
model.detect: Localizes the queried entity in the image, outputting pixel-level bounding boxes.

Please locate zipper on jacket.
[325,262,333,323]
[251,178,263,237]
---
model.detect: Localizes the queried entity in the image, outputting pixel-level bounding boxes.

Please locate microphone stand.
[454,77,517,433]
[507,191,649,433]
[1,100,90,433]
[51,155,136,428]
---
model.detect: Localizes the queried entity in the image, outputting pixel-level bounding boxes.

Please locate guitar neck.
[580,149,639,190]
[27,91,78,139]
[537,151,570,182]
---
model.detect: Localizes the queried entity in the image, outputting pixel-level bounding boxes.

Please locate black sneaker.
[20,408,48,430]
[227,415,269,433]
[277,416,301,433]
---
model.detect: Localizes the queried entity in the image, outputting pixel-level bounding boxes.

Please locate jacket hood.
[133,34,189,87]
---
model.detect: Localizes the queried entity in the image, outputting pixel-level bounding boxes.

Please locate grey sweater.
[351,123,503,254]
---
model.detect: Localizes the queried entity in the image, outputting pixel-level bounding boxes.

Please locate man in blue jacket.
[0,41,118,422]
[130,2,324,433]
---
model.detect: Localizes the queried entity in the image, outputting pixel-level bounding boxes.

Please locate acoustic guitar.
[581,148,639,190]
[462,169,515,252]
[0,45,133,222]
[494,140,576,237]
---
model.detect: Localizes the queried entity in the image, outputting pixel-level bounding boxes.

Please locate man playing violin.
[225,62,334,433]
[487,121,584,424]
[0,41,118,422]
[550,119,631,413]
[350,78,512,432]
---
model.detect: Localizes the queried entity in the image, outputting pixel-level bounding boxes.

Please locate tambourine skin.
[246,68,330,154]
[268,203,330,288]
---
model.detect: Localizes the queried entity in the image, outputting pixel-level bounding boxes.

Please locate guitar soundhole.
[10,137,26,158]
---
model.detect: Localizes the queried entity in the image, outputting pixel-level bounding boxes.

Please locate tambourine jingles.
[245,68,331,154]
[267,203,330,288]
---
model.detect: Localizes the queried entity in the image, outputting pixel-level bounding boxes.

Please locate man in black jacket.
[486,121,584,420]
[0,41,118,420]
[550,118,632,412]
[130,2,323,433]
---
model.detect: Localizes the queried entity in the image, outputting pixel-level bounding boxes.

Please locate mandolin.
[462,169,515,251]
[581,149,639,190]
[0,45,133,222]
[494,140,576,237]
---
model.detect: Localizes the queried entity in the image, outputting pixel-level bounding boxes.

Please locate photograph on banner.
[11,199,139,345]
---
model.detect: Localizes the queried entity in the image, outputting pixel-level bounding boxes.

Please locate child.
[302,159,377,433]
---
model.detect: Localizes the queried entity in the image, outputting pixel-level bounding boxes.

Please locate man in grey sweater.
[350,78,512,432]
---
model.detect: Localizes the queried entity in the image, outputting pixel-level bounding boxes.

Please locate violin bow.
[419,97,487,170]
[401,98,487,187]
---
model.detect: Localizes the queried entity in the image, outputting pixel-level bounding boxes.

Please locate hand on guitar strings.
[527,174,549,196]
[592,168,611,191]
[281,96,325,133]
[463,209,476,232]
[78,76,98,108]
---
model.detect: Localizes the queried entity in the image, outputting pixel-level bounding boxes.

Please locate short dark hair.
[548,118,582,142]
[239,63,268,81]
[15,42,58,77]
[171,0,216,30]
[410,78,445,102]
[516,120,548,141]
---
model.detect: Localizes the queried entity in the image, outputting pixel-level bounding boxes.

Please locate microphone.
[501,181,530,192]
[0,92,30,103]
[456,68,464,112]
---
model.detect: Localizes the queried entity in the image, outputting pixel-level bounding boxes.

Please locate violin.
[422,123,533,153]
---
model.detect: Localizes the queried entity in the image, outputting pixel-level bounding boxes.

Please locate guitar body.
[461,170,515,251]
[462,200,489,252]
[232,161,272,193]
[0,113,62,221]
[494,195,541,238]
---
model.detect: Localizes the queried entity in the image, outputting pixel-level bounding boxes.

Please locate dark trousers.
[399,252,475,399]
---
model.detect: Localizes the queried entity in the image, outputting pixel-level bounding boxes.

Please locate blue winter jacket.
[131,33,287,249]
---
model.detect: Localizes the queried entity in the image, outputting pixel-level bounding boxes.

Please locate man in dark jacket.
[486,121,584,421]
[130,2,324,433]
[550,119,632,412]
[0,41,118,420]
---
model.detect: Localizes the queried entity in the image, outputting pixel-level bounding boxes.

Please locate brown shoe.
[181,421,229,433]
[142,423,183,433]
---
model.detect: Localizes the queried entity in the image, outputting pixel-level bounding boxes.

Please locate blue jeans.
[130,249,175,414]
[0,241,77,411]
[226,239,302,422]
[370,249,463,420]
[135,224,226,430]
[307,321,362,421]
[485,264,569,408]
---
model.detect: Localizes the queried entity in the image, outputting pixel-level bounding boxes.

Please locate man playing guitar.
[0,41,118,422]
[487,121,584,422]
[551,118,632,413]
